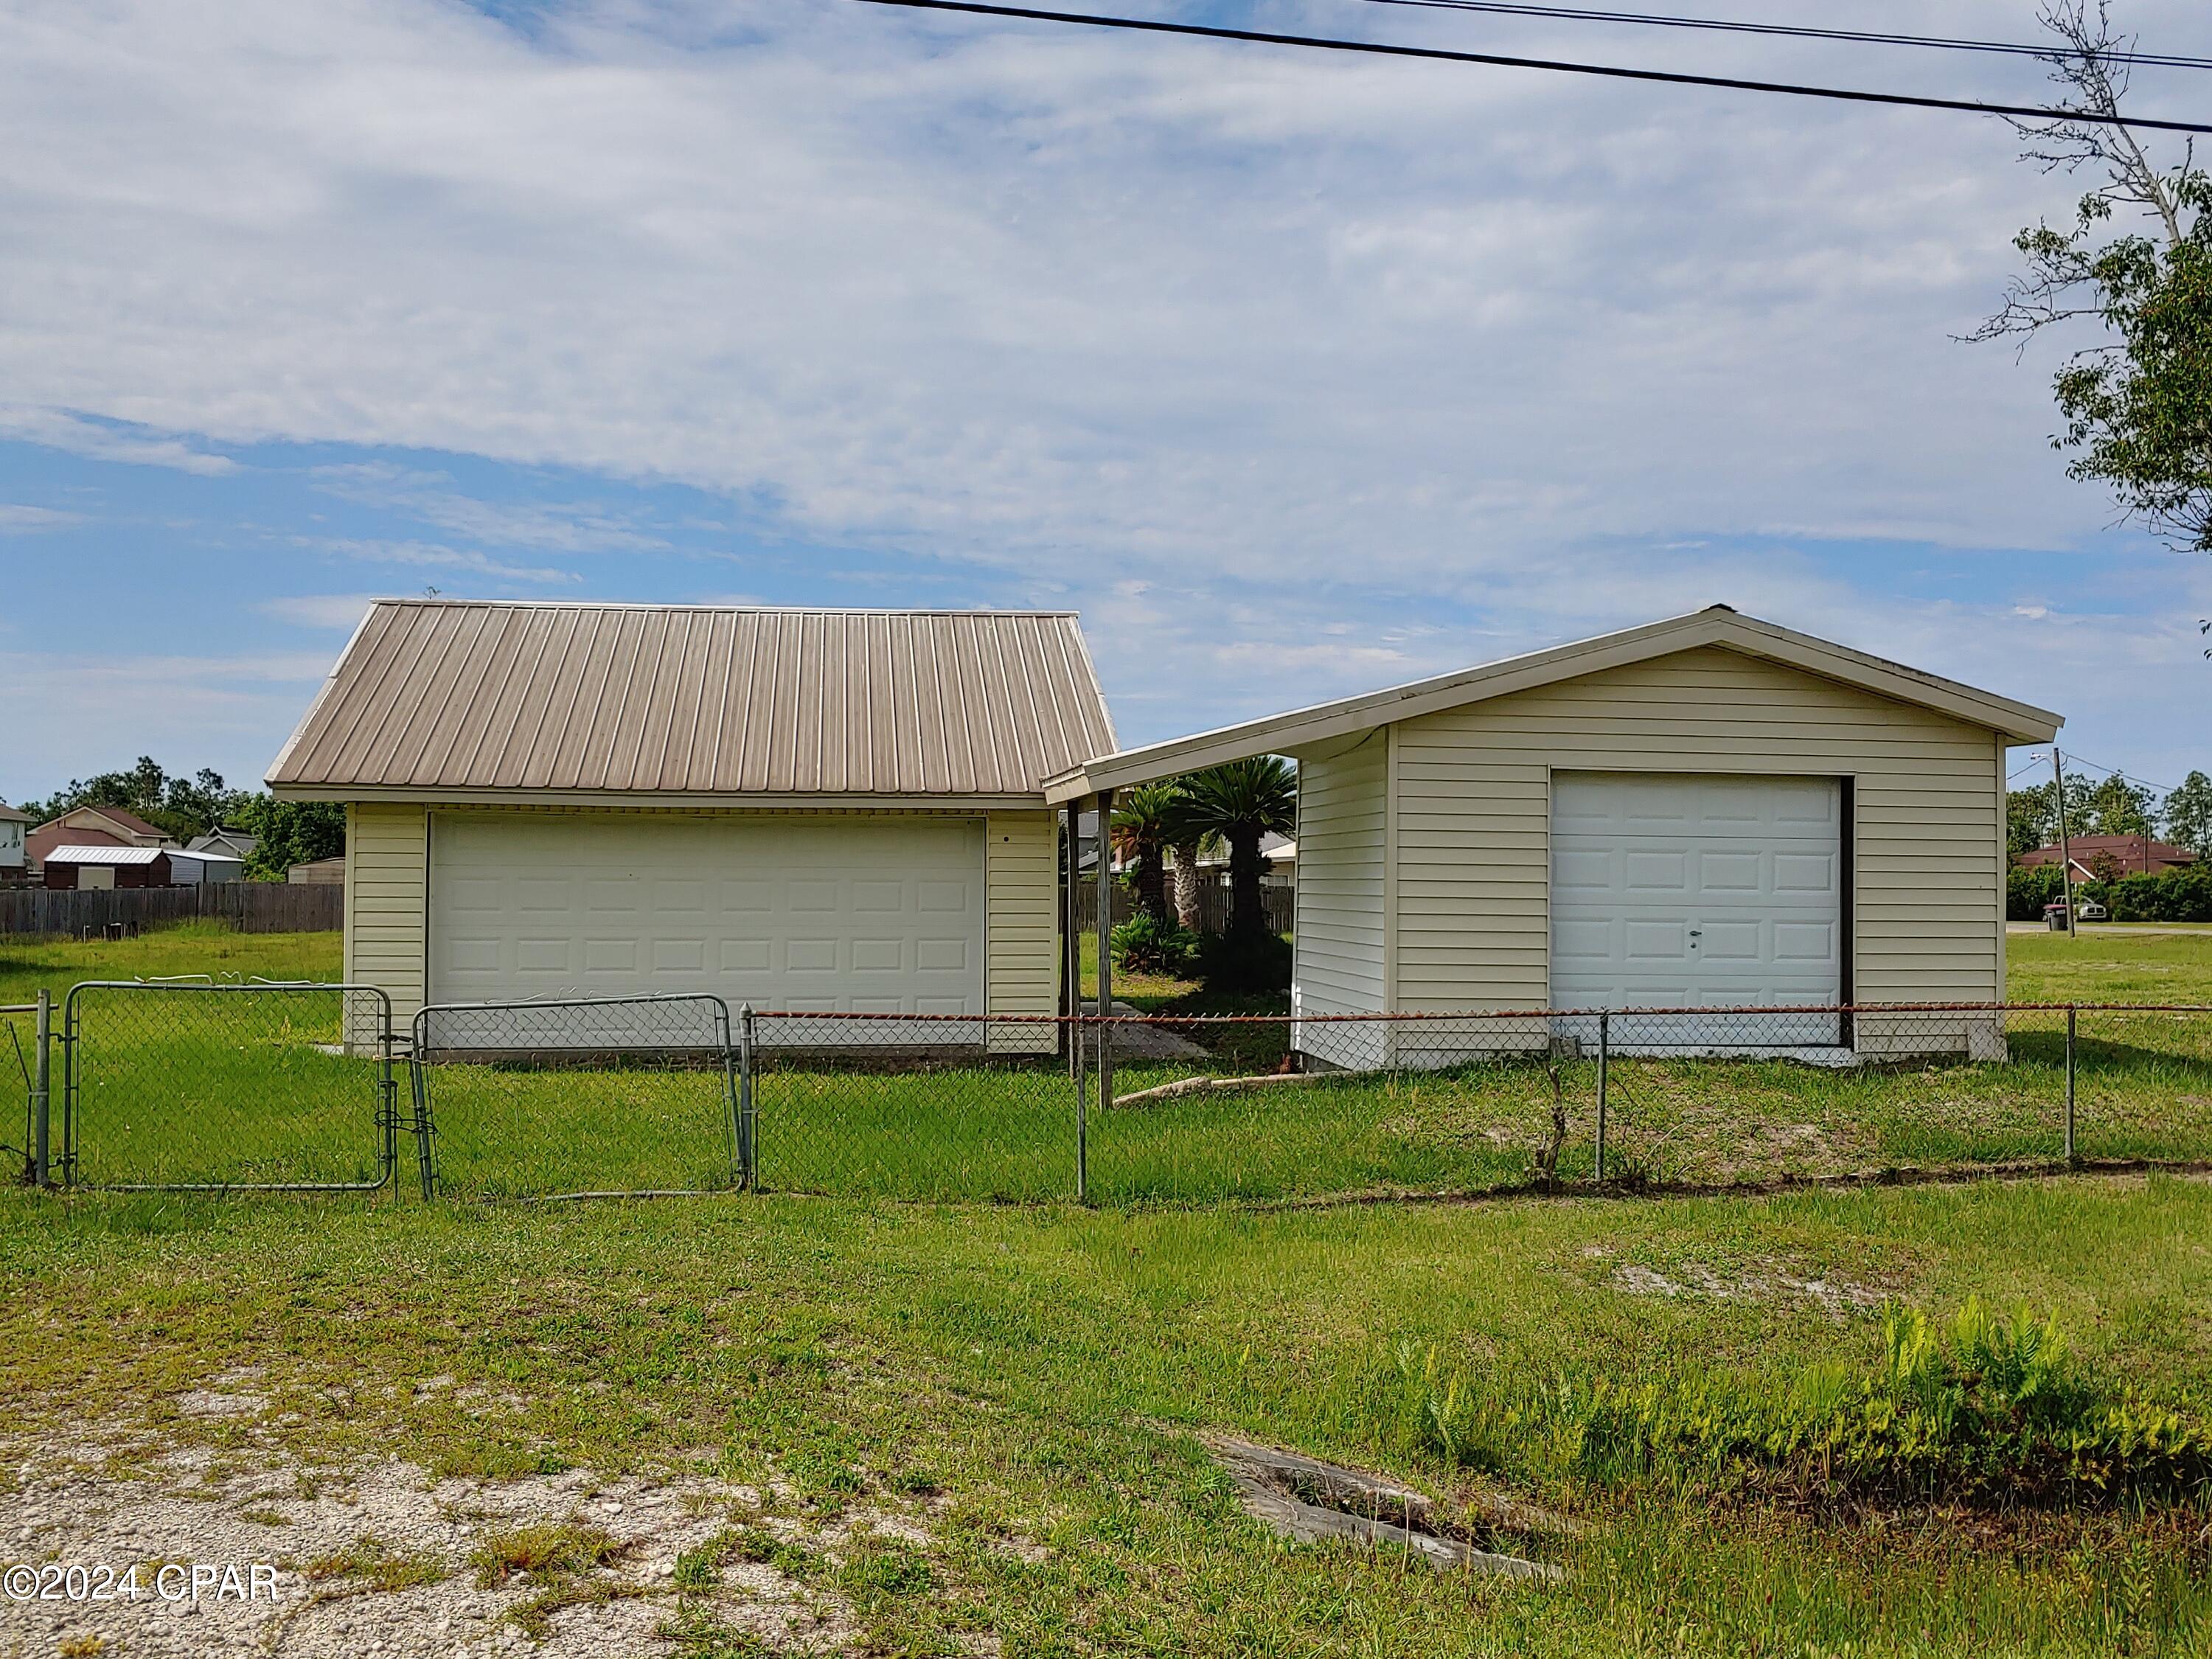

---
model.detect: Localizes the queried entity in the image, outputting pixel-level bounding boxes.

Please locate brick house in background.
[24,805,173,876]
[2018,833,2199,883]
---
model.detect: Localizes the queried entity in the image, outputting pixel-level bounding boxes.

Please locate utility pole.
[2051,747,2077,935]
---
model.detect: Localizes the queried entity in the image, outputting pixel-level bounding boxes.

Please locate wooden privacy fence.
[0,882,344,939]
[1074,880,1293,936]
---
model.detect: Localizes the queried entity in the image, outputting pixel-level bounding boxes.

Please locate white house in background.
[0,802,28,874]
[187,827,260,862]
[1048,606,2062,1065]
[265,599,1116,1048]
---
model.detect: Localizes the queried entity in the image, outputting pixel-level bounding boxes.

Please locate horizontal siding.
[1293,735,1387,1029]
[344,802,429,1026]
[986,810,1058,1053]
[1390,647,2004,1011]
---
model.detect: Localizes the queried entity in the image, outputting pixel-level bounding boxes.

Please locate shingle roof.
[268,600,1118,799]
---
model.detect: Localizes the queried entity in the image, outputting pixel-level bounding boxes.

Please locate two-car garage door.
[429,813,985,1014]
[1551,773,1842,1042]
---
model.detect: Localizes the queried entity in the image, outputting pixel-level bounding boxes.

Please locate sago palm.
[1169,757,1295,939]
[1110,782,1182,923]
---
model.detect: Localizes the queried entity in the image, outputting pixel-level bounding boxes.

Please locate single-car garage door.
[1551,773,1842,1044]
[430,813,985,1015]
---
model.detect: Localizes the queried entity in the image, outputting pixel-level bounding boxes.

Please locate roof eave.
[266,783,1057,812]
[1046,608,2063,801]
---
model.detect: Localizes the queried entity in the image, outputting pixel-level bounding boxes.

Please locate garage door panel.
[431,814,985,1015]
[1552,773,1841,1032]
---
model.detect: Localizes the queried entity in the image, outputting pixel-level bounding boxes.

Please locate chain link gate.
[408,994,748,1200]
[60,981,399,1192]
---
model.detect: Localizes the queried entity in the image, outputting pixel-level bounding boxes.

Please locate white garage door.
[1551,773,1842,1046]
[430,813,985,1016]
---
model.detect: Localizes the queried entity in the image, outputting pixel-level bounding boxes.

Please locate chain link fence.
[15,984,2212,1204]
[746,1012,1079,1200]
[410,995,745,1200]
[58,981,397,1192]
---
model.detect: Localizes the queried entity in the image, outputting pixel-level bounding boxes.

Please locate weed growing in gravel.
[657,1602,774,1658]
[304,1535,449,1594]
[469,1520,625,1588]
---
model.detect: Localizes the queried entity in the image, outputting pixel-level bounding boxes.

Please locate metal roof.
[268,600,1119,800]
[1046,605,2065,803]
[44,844,170,865]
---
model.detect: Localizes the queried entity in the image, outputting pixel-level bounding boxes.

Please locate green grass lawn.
[7,1179,2212,1655]
[8,923,2212,1651]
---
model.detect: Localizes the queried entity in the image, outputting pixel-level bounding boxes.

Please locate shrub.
[1111,911,1199,975]
[1193,928,1293,992]
[1366,1299,2212,1512]
[2008,860,2212,923]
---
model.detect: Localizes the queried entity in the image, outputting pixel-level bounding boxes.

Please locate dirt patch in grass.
[0,1441,872,1658]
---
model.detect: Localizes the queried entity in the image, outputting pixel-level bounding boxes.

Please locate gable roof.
[45,804,169,841]
[0,803,29,824]
[267,599,1119,802]
[44,844,170,866]
[1045,606,2062,804]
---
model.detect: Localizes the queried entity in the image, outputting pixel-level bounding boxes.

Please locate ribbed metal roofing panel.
[268,600,1119,796]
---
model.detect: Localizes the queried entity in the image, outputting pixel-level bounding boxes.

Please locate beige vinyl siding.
[1290,735,1391,1069]
[1293,734,1388,1013]
[1391,646,2005,1011]
[339,801,1059,1046]
[344,803,430,1027]
[985,810,1059,1052]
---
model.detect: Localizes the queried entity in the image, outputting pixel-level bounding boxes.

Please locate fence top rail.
[737,1000,2212,1024]
[417,992,736,1016]
[64,978,390,1001]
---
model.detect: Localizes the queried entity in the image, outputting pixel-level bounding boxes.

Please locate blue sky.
[1,0,2206,805]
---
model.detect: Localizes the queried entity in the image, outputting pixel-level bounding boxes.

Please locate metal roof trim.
[1046,606,2065,801]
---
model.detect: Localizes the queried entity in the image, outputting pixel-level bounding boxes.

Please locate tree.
[1972,4,2212,599]
[2165,770,2212,854]
[2008,783,2059,858]
[18,757,248,841]
[1109,783,1181,925]
[1171,757,1295,941]
[230,797,346,882]
[2080,770,2159,836]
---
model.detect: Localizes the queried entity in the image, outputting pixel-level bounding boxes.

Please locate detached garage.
[266,599,1116,1045]
[1046,607,2062,1062]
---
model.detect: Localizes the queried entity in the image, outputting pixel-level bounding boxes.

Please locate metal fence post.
[1595,1011,1610,1183]
[2065,1004,2077,1163]
[32,989,50,1188]
[739,1004,757,1191]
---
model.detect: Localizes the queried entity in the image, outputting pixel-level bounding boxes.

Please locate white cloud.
[0,0,2202,777]
[302,538,583,585]
[308,462,669,552]
[258,593,383,630]
[0,504,80,530]
[0,648,333,793]
[0,405,235,476]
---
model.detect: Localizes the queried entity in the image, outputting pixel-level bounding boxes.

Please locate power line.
[848,0,2212,133]
[1349,1,2212,72]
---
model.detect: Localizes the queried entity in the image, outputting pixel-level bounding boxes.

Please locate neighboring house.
[1049,606,2062,1064]
[1194,832,1295,888]
[288,855,347,885]
[41,845,243,889]
[25,805,173,874]
[188,827,260,862]
[2017,834,2197,883]
[0,801,29,880]
[265,600,1116,1049]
